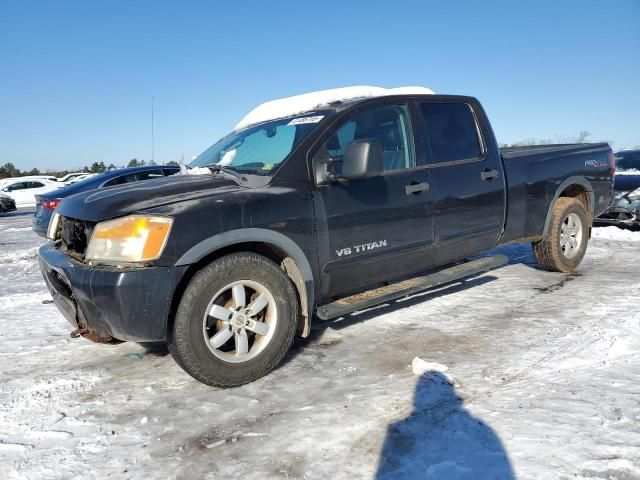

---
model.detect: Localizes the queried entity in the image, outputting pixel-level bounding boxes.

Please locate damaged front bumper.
[38,243,187,343]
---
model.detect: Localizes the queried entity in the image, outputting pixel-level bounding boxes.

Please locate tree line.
[0,159,179,179]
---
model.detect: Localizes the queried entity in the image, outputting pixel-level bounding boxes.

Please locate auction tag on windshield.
[287,115,324,126]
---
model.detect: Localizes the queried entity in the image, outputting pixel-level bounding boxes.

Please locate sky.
[0,0,639,172]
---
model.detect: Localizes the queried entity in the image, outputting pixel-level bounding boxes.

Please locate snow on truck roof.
[233,85,435,131]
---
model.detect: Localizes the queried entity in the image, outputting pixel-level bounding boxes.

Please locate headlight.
[628,188,640,200]
[86,215,173,263]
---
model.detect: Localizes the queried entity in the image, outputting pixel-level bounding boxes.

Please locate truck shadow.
[375,372,515,479]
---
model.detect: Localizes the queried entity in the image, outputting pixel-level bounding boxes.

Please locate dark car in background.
[33,165,180,237]
[0,194,17,213]
[595,149,640,229]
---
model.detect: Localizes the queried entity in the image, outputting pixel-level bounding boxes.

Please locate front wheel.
[168,252,298,387]
[532,197,589,272]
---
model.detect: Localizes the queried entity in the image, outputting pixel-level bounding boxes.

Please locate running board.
[316,254,508,320]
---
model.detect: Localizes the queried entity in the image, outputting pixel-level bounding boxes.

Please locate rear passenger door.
[418,100,505,264]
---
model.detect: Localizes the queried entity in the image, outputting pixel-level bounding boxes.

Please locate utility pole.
[151,96,155,164]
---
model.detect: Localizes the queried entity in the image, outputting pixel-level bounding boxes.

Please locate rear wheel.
[168,252,298,387]
[532,197,589,272]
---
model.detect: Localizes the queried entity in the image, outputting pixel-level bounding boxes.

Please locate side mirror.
[341,139,384,180]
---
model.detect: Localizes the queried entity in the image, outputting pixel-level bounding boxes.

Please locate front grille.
[59,216,95,259]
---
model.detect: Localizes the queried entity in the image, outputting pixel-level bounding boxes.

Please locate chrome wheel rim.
[559,212,583,259]
[203,280,277,363]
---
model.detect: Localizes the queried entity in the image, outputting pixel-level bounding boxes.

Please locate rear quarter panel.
[500,143,612,243]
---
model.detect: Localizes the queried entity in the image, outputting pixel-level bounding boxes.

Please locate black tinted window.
[103,175,128,188]
[7,182,25,191]
[420,103,482,163]
[134,170,164,181]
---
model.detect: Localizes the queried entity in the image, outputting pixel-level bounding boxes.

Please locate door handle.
[405,181,430,195]
[481,169,500,181]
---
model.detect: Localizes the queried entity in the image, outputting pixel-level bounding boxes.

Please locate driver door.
[312,103,434,299]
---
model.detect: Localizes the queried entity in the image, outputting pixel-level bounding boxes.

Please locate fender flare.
[175,228,315,335]
[543,176,595,235]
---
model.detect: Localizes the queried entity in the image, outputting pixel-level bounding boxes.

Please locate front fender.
[175,228,315,333]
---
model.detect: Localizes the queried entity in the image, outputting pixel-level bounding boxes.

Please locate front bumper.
[38,243,188,342]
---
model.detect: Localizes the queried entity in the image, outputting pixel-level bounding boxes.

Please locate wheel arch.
[170,229,315,339]
[543,176,594,236]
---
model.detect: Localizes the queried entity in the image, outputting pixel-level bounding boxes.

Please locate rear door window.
[420,103,482,163]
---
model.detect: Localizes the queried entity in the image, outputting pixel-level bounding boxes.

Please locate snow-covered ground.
[1,211,639,480]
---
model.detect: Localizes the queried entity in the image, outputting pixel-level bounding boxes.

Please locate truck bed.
[499,142,613,244]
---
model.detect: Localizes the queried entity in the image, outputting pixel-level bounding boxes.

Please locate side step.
[316,254,508,320]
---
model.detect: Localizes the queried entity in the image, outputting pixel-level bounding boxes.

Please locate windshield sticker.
[262,163,274,171]
[287,115,324,126]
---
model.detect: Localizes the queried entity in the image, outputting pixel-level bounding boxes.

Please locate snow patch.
[178,164,211,176]
[411,357,459,386]
[592,226,640,242]
[0,246,38,263]
[234,85,435,131]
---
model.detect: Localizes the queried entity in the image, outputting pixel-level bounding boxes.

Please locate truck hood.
[56,174,243,222]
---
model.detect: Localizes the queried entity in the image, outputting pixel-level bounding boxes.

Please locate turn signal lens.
[85,215,173,263]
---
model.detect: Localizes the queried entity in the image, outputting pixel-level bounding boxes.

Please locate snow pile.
[178,164,211,176]
[411,357,459,386]
[234,85,435,131]
[592,226,640,242]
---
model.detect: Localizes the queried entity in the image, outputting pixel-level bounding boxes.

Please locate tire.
[168,252,298,387]
[532,197,589,273]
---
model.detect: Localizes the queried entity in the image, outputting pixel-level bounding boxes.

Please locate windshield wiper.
[205,164,247,183]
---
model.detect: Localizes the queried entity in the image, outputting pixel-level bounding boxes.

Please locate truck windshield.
[189,114,327,175]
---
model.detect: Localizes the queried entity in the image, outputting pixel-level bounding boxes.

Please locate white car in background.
[58,172,93,183]
[65,173,96,184]
[0,178,63,208]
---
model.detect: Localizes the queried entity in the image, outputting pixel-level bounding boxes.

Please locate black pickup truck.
[38,88,614,387]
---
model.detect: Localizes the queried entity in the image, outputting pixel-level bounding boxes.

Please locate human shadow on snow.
[375,372,515,479]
